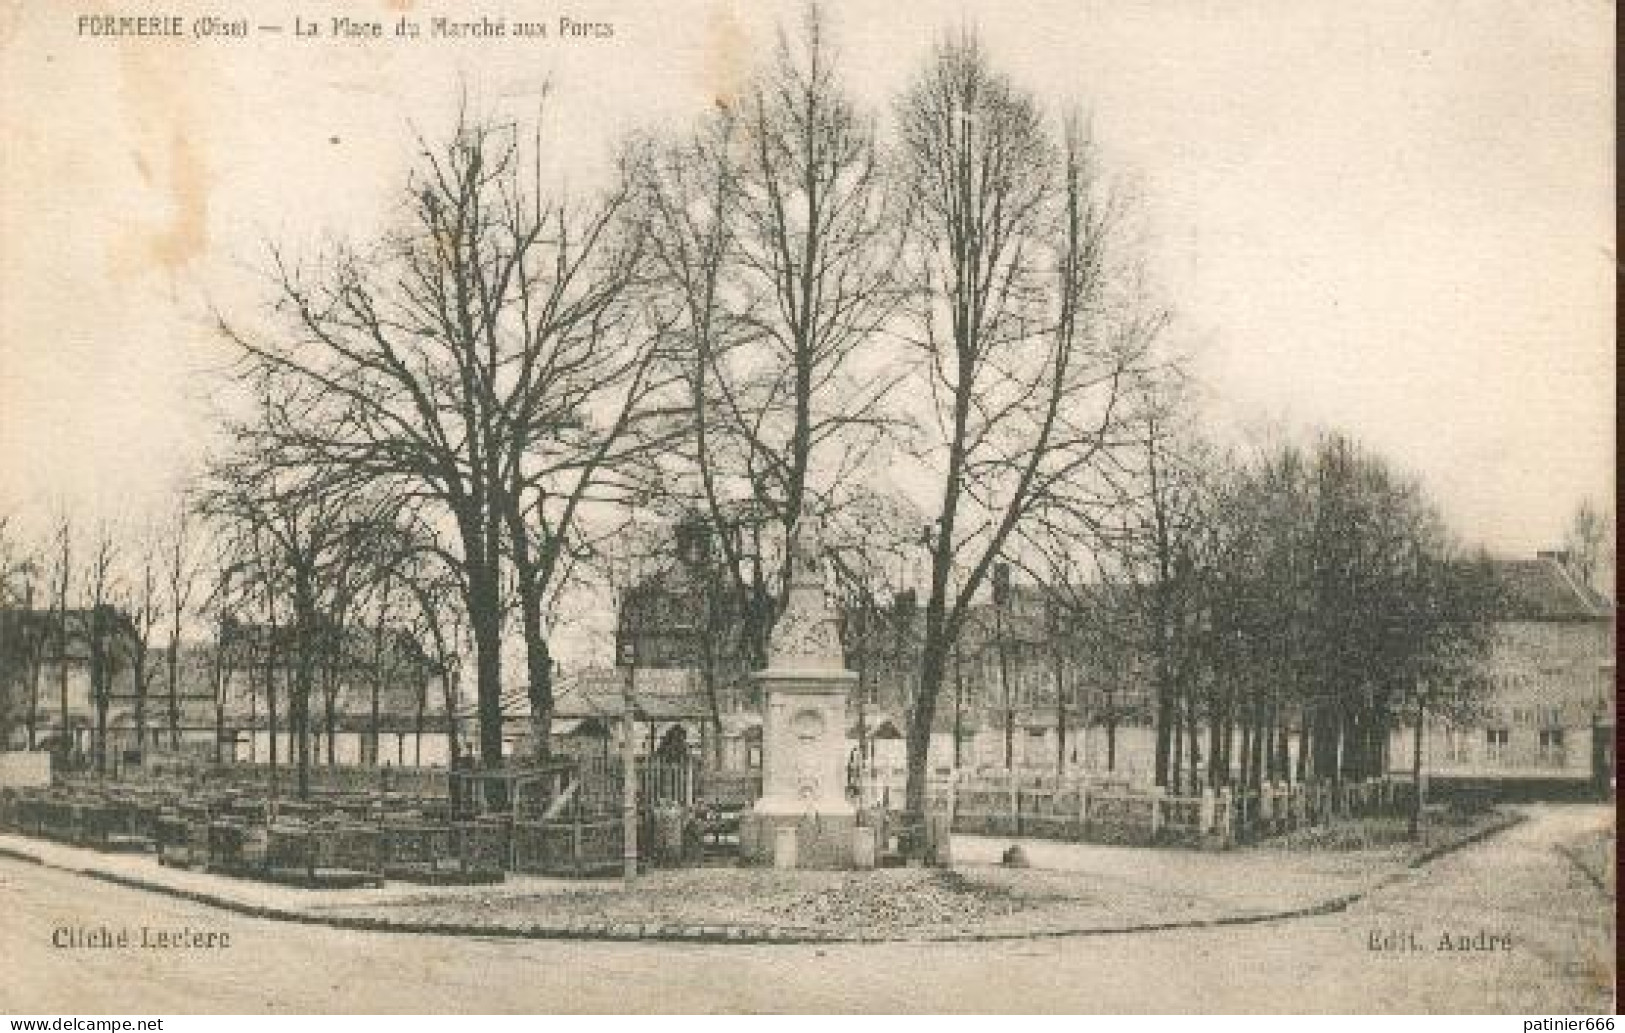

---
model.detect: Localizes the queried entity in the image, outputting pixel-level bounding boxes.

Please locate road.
[0,805,1611,1013]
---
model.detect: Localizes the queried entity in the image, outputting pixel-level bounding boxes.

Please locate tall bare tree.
[161,503,206,750]
[83,524,121,775]
[224,104,673,771]
[125,528,164,762]
[0,516,43,749]
[642,6,907,679]
[893,34,1163,836]
[47,513,73,760]
[201,448,400,797]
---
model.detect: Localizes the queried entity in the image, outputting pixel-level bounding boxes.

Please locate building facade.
[1401,552,1614,793]
[0,606,143,762]
[0,609,457,770]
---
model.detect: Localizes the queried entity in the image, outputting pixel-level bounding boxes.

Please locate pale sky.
[0,0,1614,562]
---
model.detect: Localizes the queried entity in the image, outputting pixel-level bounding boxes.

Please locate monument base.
[739,808,859,869]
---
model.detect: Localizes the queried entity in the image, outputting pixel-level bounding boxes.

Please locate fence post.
[1149,785,1164,840]
[1077,780,1089,840]
[1007,772,1019,837]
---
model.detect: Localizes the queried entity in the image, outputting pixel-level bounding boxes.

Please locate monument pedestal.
[739,668,859,869]
[740,809,859,869]
[736,512,865,869]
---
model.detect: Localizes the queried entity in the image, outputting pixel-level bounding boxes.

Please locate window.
[1444,728,1472,764]
[1484,728,1509,763]
[1537,729,1566,766]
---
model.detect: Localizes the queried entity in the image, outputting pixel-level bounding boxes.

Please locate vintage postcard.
[0,0,1614,1016]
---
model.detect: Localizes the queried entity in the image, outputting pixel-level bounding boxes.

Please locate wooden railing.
[934,774,1411,848]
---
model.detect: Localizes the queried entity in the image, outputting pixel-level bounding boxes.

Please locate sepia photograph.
[0,0,1614,1016]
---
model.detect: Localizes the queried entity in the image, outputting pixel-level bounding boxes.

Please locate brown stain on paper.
[703,3,748,110]
[110,38,212,277]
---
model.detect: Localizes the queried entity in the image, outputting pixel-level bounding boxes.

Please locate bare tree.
[0,516,43,749]
[1564,497,1615,597]
[223,104,672,772]
[83,523,122,775]
[46,513,73,761]
[642,5,907,682]
[727,5,907,578]
[393,544,463,766]
[125,527,164,763]
[893,34,1162,838]
[200,449,399,797]
[161,503,206,750]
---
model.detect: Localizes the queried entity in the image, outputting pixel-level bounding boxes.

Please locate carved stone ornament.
[768,514,846,669]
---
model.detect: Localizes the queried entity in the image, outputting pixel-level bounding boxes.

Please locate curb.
[1407,812,1526,869]
[0,815,1523,947]
[1553,840,1614,899]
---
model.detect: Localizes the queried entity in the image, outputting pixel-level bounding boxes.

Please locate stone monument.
[738,513,861,868]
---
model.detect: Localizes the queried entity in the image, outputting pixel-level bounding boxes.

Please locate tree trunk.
[1188,706,1203,794]
[1250,700,1266,791]
[1206,702,1222,790]
[90,611,109,776]
[903,626,951,841]
[468,564,505,772]
[1053,648,1066,776]
[1296,706,1311,783]
[1170,705,1183,792]
[263,618,280,796]
[167,626,182,750]
[523,627,553,766]
[1154,684,1172,788]
[25,623,42,750]
[441,663,461,767]
[1276,712,1291,786]
[951,644,965,769]
[996,607,1013,770]
[324,683,338,766]
[132,660,147,766]
[505,490,555,768]
[1408,695,1425,838]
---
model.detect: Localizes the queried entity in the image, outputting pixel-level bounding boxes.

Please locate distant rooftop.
[1492,555,1613,622]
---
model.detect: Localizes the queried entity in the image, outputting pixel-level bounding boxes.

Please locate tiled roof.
[497,667,712,721]
[1492,557,1613,622]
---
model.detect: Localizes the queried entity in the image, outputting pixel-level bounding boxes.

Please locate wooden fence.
[213,762,452,799]
[940,773,1411,848]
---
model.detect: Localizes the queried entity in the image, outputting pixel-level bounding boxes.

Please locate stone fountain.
[738,513,861,868]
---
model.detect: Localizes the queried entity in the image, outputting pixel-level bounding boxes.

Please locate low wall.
[1426,775,1609,805]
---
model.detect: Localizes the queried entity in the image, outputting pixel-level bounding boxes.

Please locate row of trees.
[208,9,1168,827]
[196,459,468,797]
[1063,430,1507,798]
[0,510,203,773]
[202,6,1609,838]
[0,494,466,795]
[0,7,1608,839]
